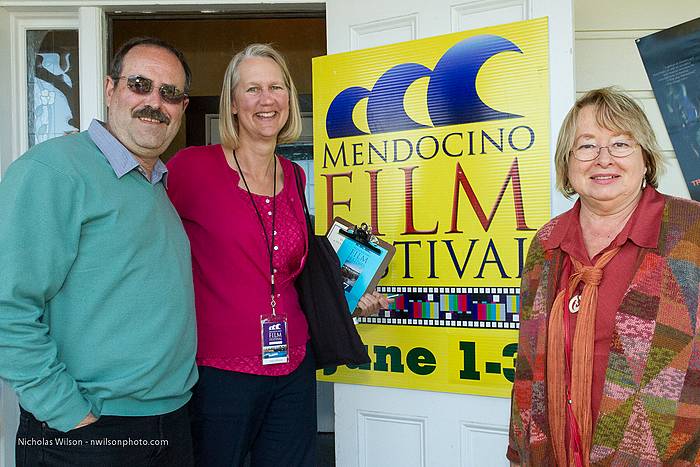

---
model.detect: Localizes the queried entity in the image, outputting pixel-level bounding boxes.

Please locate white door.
[325,1,574,466]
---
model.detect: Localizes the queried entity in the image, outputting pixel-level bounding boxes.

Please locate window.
[26,29,80,148]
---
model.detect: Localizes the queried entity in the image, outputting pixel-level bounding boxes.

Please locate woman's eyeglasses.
[571,140,639,162]
[115,75,188,104]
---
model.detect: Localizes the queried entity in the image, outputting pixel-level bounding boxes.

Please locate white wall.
[0,384,17,467]
[0,8,11,178]
[574,0,700,199]
[0,10,19,467]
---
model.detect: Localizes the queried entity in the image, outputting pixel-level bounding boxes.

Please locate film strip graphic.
[358,286,520,329]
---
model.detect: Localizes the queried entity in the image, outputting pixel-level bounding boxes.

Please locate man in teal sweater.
[0,37,197,466]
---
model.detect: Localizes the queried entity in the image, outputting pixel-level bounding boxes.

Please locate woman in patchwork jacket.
[508,88,700,466]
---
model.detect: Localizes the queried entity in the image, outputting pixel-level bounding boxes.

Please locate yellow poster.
[313,18,549,397]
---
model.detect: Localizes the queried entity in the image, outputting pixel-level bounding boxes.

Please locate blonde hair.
[218,43,302,149]
[555,87,664,197]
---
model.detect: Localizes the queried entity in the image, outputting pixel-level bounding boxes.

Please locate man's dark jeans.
[15,404,194,467]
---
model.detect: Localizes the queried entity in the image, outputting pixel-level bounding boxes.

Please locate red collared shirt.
[544,186,665,423]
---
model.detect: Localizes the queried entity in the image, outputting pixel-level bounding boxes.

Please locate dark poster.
[638,17,700,199]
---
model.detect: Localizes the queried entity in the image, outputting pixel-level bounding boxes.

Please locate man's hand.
[73,412,98,430]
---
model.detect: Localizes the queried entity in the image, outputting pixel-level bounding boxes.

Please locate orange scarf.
[547,247,621,467]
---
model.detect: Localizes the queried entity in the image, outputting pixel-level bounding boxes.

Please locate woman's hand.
[353,291,392,317]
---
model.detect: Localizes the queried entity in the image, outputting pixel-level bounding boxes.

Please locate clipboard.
[326,217,396,314]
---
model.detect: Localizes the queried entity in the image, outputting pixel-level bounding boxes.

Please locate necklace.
[232,150,278,315]
[581,193,641,240]
[597,211,632,235]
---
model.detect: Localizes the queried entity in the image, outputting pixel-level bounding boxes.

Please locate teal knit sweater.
[0,132,197,432]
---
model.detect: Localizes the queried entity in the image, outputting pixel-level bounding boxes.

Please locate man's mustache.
[132,106,170,125]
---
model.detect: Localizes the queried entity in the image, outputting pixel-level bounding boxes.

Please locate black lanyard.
[232,150,278,315]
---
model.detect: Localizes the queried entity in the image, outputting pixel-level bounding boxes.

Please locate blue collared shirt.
[87,119,168,186]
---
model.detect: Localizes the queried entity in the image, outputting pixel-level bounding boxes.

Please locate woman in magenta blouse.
[167,44,387,467]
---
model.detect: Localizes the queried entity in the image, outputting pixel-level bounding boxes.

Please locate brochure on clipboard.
[326,217,395,314]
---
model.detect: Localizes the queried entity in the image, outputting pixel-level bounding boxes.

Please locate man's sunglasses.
[114,75,188,104]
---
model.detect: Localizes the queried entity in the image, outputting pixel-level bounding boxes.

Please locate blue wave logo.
[326,35,523,139]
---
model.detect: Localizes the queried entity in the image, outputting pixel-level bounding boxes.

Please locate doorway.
[109,11,326,161]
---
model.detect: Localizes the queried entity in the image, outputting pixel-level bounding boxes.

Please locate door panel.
[350,15,418,50]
